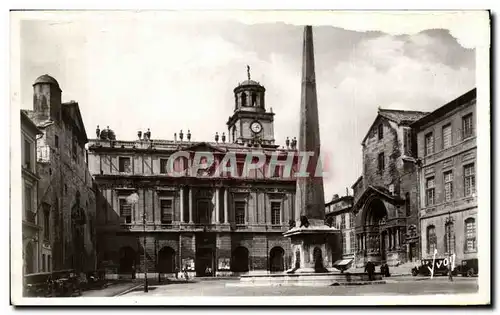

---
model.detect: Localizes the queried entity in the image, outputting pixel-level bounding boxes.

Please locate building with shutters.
[88,72,301,278]
[24,74,97,274]
[324,195,356,264]
[411,88,477,263]
[21,111,43,275]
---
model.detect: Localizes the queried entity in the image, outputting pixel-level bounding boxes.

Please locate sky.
[17,12,477,199]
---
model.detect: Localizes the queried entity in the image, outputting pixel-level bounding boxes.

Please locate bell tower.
[226,66,277,148]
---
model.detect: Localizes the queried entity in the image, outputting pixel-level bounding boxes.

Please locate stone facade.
[89,76,299,278]
[21,111,43,274]
[352,109,428,267]
[25,75,97,273]
[411,89,477,263]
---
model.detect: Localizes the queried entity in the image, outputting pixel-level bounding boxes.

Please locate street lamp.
[126,192,147,292]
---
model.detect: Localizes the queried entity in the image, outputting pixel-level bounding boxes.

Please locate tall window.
[160,159,168,174]
[42,254,46,272]
[25,185,32,213]
[119,157,131,173]
[44,208,50,241]
[378,124,383,140]
[444,171,453,202]
[425,177,435,206]
[403,128,413,156]
[378,152,385,172]
[444,222,455,254]
[405,192,411,217]
[235,201,246,225]
[442,124,452,149]
[340,213,346,229]
[55,135,59,148]
[241,92,247,107]
[160,199,173,224]
[462,113,473,139]
[350,231,355,253]
[427,225,437,254]
[119,199,132,224]
[342,233,347,254]
[271,202,281,225]
[72,136,78,161]
[425,132,434,156]
[349,213,355,229]
[465,218,476,252]
[464,163,476,197]
[24,139,31,169]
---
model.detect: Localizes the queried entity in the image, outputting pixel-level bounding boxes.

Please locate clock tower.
[226,66,277,148]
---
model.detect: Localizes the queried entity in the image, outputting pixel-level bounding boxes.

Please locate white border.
[5,7,492,308]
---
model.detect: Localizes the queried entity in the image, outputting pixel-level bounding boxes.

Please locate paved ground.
[81,281,141,297]
[119,276,478,297]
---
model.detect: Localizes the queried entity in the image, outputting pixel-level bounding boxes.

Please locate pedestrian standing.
[448,264,454,282]
[365,261,375,281]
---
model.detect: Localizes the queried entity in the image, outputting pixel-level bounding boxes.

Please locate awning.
[333,259,353,267]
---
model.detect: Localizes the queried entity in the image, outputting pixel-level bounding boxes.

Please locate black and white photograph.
[9,9,491,306]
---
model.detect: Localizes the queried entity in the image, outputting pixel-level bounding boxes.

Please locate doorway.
[196,248,214,277]
[409,243,417,262]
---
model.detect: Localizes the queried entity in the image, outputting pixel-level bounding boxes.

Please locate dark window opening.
[161,199,173,224]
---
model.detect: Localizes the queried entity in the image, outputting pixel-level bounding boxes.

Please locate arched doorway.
[158,247,176,273]
[269,247,284,272]
[313,247,326,273]
[118,247,136,274]
[231,246,249,273]
[25,242,34,274]
[364,198,388,262]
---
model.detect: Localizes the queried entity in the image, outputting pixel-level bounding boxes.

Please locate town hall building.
[88,72,302,278]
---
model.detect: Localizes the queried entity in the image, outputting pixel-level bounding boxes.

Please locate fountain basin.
[227,272,384,287]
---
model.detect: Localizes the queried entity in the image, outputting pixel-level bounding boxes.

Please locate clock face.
[250,121,262,134]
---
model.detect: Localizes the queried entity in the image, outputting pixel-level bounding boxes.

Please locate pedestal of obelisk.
[282,25,342,274]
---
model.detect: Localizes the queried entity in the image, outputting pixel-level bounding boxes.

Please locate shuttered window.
[465,218,476,252]
[464,163,476,197]
[235,201,246,225]
[444,171,453,202]
[442,124,452,149]
[444,222,455,254]
[271,202,281,225]
[425,132,434,156]
[160,199,173,224]
[119,199,132,224]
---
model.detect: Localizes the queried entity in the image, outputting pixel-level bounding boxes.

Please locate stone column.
[395,228,399,248]
[180,187,184,223]
[188,188,193,223]
[215,187,220,224]
[224,188,228,224]
[388,229,392,250]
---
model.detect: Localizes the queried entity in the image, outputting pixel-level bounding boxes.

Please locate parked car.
[24,272,52,297]
[84,269,108,290]
[458,259,478,277]
[411,259,458,277]
[50,269,82,297]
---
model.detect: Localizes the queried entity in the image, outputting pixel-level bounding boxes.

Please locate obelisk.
[283,25,341,274]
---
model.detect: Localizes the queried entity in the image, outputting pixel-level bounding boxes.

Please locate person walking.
[365,260,375,281]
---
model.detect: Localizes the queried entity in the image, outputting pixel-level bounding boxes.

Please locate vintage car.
[50,269,82,297]
[411,259,458,277]
[458,259,478,277]
[84,269,108,290]
[24,272,52,297]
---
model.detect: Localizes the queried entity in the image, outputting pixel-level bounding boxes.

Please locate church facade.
[351,109,429,267]
[88,74,301,278]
